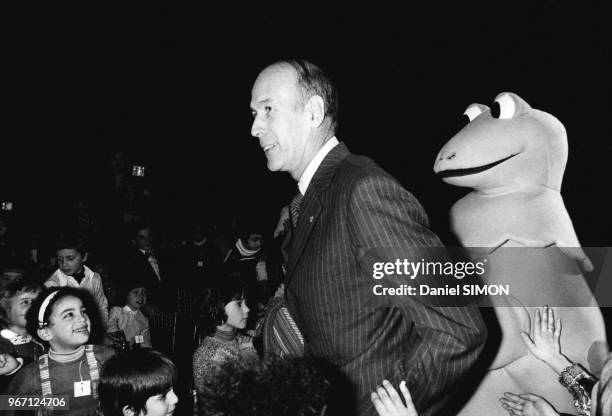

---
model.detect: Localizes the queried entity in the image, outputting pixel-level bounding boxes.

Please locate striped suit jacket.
[285,143,487,416]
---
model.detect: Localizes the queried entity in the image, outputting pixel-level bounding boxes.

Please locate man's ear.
[307,95,325,128]
[37,327,52,342]
[122,405,136,416]
[82,252,89,263]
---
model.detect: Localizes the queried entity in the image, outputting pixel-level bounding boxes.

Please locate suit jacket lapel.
[286,195,321,281]
[286,142,351,282]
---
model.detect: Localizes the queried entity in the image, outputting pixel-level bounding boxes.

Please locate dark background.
[2,2,610,246]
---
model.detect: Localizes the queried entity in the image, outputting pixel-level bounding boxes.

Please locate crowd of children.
[0,204,310,415]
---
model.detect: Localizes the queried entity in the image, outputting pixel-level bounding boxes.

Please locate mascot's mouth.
[437,153,518,178]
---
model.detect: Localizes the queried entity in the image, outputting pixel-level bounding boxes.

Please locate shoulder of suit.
[340,154,394,177]
[333,154,401,190]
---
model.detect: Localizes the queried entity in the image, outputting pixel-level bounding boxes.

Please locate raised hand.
[0,353,20,376]
[521,306,571,373]
[499,392,559,416]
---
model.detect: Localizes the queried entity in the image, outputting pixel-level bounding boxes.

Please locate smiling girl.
[7,287,115,415]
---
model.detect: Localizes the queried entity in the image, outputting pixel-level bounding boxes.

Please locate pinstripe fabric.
[284,143,487,416]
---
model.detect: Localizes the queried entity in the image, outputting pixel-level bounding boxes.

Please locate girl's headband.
[38,290,60,328]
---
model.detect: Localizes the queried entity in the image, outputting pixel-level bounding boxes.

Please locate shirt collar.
[123,305,138,314]
[297,137,339,195]
[56,265,93,285]
[0,328,33,345]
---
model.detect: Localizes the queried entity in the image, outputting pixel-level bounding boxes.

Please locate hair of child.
[98,349,177,416]
[197,278,247,336]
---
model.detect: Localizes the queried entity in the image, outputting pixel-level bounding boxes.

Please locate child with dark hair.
[192,279,257,395]
[98,348,178,416]
[196,355,330,416]
[223,219,269,330]
[45,233,109,328]
[7,286,115,415]
[0,273,43,392]
[107,281,151,349]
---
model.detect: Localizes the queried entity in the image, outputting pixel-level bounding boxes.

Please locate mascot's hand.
[558,246,593,273]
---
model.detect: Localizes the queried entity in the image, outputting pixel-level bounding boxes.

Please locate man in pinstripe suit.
[250,60,487,416]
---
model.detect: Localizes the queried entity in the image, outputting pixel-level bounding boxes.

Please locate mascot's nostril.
[447,152,456,161]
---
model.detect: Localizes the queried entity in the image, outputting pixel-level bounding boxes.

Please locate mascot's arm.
[534,192,593,272]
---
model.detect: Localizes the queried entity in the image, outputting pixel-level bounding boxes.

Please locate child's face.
[56,249,86,276]
[140,388,178,416]
[42,295,91,352]
[7,290,39,330]
[245,233,263,251]
[127,287,147,310]
[223,298,249,330]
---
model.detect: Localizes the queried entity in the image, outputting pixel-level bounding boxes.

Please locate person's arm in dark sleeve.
[349,174,487,416]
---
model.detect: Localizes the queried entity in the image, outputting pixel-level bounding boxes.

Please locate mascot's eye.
[491,94,516,119]
[463,105,483,122]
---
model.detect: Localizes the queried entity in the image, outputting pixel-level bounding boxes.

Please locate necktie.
[289,191,303,229]
[144,251,161,281]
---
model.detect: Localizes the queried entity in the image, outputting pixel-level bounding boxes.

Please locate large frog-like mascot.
[433,92,607,415]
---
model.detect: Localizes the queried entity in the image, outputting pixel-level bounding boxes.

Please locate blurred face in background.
[245,233,263,251]
[110,151,127,174]
[6,289,40,332]
[126,287,147,310]
[135,228,153,251]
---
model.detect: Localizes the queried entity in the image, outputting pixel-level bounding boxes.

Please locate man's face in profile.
[250,65,312,179]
